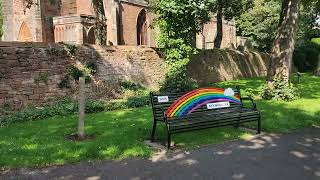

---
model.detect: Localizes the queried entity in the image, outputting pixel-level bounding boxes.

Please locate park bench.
[150,87,261,149]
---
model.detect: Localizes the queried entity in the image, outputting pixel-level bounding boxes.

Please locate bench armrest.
[241,97,257,110]
[160,107,168,124]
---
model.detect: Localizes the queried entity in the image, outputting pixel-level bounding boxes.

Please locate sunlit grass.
[0,73,319,168]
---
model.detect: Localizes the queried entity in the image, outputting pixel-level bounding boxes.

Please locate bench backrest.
[151,87,242,121]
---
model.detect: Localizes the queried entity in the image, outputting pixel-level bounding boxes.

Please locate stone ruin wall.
[0,42,167,111]
[0,42,270,111]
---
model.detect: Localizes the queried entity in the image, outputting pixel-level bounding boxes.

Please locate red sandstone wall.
[60,0,77,15]
[119,2,156,46]
[76,0,94,15]
[0,42,269,111]
[0,42,167,110]
[188,49,270,84]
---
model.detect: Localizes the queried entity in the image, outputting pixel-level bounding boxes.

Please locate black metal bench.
[150,87,261,149]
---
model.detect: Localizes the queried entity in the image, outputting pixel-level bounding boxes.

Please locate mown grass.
[0,73,319,168]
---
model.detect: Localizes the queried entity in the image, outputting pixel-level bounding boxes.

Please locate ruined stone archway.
[87,27,96,44]
[137,9,148,46]
[17,22,33,42]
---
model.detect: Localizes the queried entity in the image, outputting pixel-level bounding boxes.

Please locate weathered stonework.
[0,42,270,111]
[0,42,167,111]
[2,0,238,49]
[188,49,270,84]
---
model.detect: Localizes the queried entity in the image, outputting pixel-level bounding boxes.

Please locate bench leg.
[167,133,171,150]
[151,120,157,142]
[257,113,261,134]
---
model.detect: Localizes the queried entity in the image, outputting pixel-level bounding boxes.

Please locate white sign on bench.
[158,96,169,103]
[207,102,230,109]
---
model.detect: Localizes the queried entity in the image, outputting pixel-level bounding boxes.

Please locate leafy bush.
[68,65,84,81]
[120,80,145,91]
[260,78,298,101]
[293,42,320,72]
[0,93,152,126]
[0,98,105,126]
[58,76,71,89]
[127,95,150,108]
[85,100,105,113]
[159,68,198,93]
[85,62,98,75]
[67,65,92,83]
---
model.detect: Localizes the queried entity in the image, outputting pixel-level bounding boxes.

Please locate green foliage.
[159,67,199,93]
[45,47,66,56]
[85,62,98,75]
[120,80,145,91]
[34,73,49,84]
[211,0,253,20]
[236,0,280,51]
[67,62,97,83]
[58,76,71,89]
[260,78,298,101]
[0,98,107,126]
[153,0,212,92]
[293,41,320,72]
[67,65,84,81]
[311,38,320,45]
[63,43,77,57]
[296,0,320,44]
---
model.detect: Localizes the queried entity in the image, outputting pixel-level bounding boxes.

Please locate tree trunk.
[315,54,320,76]
[78,77,86,139]
[92,0,107,45]
[214,0,223,49]
[267,0,300,86]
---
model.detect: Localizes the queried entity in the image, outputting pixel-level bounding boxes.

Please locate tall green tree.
[210,0,253,48]
[266,0,301,95]
[152,0,212,92]
[236,0,280,51]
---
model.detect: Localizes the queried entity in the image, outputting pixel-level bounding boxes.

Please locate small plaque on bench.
[158,96,169,103]
[207,102,230,109]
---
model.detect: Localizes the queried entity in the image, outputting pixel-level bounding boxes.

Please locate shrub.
[58,76,71,89]
[0,98,105,127]
[85,100,105,113]
[293,42,320,72]
[85,62,98,75]
[68,65,84,81]
[120,80,145,91]
[127,95,150,108]
[260,78,298,101]
[159,68,198,93]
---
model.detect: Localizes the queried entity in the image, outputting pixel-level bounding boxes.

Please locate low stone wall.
[188,49,270,85]
[0,42,167,111]
[0,42,270,111]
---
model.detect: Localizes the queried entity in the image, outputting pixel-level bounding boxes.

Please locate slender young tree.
[266,0,301,87]
[211,0,253,48]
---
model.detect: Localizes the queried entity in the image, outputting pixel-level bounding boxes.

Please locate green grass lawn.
[0,73,319,169]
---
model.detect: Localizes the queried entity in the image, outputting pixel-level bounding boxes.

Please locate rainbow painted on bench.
[166,88,241,118]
